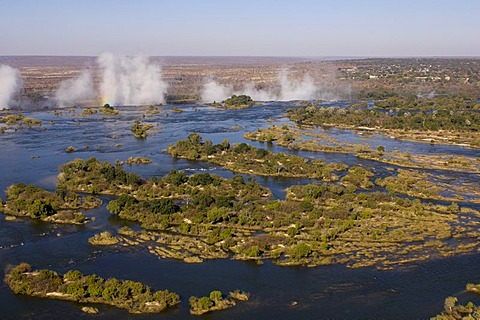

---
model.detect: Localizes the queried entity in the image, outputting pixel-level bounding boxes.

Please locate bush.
[143,199,180,215]
[289,243,311,260]
[163,170,188,186]
[223,95,254,107]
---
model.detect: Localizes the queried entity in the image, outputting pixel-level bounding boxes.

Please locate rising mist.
[97,53,168,106]
[201,69,319,103]
[55,70,95,106]
[0,65,21,109]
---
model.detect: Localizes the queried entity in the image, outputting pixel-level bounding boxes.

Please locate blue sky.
[0,0,479,56]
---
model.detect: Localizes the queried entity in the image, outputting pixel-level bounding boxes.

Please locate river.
[1,102,479,319]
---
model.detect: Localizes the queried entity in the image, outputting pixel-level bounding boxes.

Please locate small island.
[99,104,119,115]
[189,290,250,315]
[124,156,152,165]
[222,94,255,109]
[4,263,180,314]
[130,120,154,139]
[2,183,101,224]
[88,231,120,245]
[0,114,42,132]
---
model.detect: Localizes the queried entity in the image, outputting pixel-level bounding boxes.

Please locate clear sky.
[1,0,479,57]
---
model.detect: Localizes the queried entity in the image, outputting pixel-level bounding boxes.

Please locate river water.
[1,102,479,319]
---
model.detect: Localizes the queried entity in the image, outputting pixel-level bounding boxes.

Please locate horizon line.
[1,54,480,59]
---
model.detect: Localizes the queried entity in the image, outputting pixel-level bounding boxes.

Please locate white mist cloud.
[242,83,276,101]
[201,69,320,103]
[278,69,317,101]
[0,65,21,109]
[201,79,234,103]
[55,70,95,107]
[97,53,168,106]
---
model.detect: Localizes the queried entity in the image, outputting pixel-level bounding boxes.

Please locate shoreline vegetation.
[245,126,480,203]
[4,263,180,314]
[288,97,480,148]
[244,125,480,173]
[20,156,479,270]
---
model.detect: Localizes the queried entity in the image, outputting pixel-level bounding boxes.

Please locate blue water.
[1,102,479,319]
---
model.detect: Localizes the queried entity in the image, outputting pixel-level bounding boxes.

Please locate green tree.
[198,296,213,310]
[209,290,222,301]
[28,199,56,219]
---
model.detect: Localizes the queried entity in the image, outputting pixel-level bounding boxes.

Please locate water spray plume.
[97,53,168,106]
[201,69,319,103]
[201,79,234,103]
[0,65,22,109]
[242,83,276,101]
[55,70,95,107]
[278,69,317,101]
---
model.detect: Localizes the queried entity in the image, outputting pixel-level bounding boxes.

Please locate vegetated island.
[122,156,153,165]
[1,183,101,224]
[245,126,480,203]
[130,120,154,139]
[288,96,480,148]
[54,156,480,269]
[189,290,250,315]
[432,283,480,319]
[0,114,43,133]
[99,103,120,115]
[211,95,256,109]
[167,133,347,181]
[4,263,180,314]
[244,124,480,173]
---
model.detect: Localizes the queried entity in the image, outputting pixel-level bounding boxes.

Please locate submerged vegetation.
[4,263,180,314]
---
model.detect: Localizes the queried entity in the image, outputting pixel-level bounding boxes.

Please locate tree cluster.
[289,103,480,132]
[222,95,255,108]
[4,263,180,314]
[167,134,347,180]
